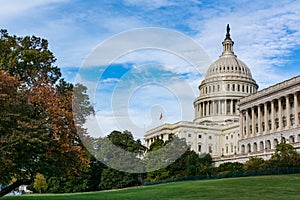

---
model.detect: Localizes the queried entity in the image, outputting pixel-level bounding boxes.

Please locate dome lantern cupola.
[221,24,235,56]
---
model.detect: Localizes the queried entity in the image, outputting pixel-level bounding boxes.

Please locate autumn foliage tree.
[0,30,94,197]
[33,173,48,193]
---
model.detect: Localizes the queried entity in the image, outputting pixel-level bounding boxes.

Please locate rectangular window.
[198,134,202,138]
[209,146,213,153]
[198,145,201,152]
[188,134,191,137]
[209,136,212,139]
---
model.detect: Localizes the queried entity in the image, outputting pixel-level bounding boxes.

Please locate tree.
[217,162,244,174]
[148,139,165,152]
[33,173,48,193]
[243,157,265,171]
[0,30,94,197]
[144,136,188,173]
[267,142,300,168]
[95,130,146,173]
[0,29,61,86]
[95,130,147,189]
[145,138,211,181]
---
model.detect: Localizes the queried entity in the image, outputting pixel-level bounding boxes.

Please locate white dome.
[206,55,253,79]
[193,24,258,124]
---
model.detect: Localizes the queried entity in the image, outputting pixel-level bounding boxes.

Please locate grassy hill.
[4,174,300,200]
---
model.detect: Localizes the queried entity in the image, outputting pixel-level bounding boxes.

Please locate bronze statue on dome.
[225,24,231,40]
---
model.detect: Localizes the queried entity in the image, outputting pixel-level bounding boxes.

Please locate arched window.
[241,145,245,154]
[247,143,251,153]
[266,140,271,150]
[289,135,295,143]
[253,142,257,152]
[274,138,279,148]
[259,141,264,151]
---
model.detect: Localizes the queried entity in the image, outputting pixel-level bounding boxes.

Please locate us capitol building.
[144,25,300,165]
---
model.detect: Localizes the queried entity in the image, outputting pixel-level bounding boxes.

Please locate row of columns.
[240,93,299,139]
[145,133,168,147]
[195,99,238,118]
[201,83,256,96]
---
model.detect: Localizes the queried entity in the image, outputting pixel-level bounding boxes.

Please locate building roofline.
[239,75,300,105]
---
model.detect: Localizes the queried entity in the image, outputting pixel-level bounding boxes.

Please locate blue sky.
[2,0,300,140]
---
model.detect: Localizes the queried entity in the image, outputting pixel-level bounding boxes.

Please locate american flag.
[159,113,163,120]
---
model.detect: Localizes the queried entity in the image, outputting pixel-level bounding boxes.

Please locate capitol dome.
[194,24,258,124]
[205,56,252,79]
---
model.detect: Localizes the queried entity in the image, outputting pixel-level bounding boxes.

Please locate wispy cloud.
[2,0,300,139]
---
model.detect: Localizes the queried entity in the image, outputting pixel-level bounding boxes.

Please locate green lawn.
[4,174,300,200]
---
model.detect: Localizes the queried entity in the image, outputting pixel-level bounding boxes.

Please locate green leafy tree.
[217,162,244,174]
[144,136,188,173]
[33,173,48,193]
[243,157,265,171]
[266,142,300,168]
[0,30,94,197]
[146,138,211,181]
[95,130,146,189]
[99,168,136,190]
[148,139,165,151]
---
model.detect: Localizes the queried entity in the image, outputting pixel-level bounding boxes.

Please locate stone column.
[271,100,275,132]
[294,93,299,126]
[251,107,255,135]
[264,103,268,133]
[230,99,234,115]
[278,98,283,130]
[212,101,215,115]
[240,111,244,139]
[258,105,262,134]
[199,103,202,117]
[224,99,227,115]
[286,96,290,128]
[201,102,205,117]
[246,109,250,137]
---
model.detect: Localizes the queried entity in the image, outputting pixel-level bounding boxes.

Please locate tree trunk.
[0,179,32,198]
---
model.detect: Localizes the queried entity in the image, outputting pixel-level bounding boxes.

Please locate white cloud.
[123,0,177,10]
[0,0,69,24]
[3,0,300,141]
[190,1,300,88]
